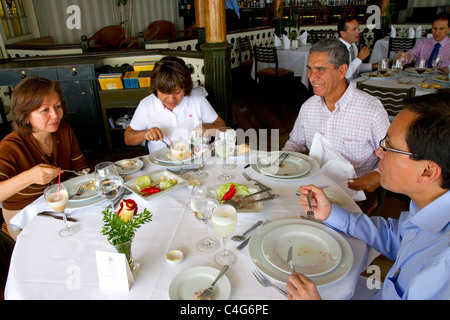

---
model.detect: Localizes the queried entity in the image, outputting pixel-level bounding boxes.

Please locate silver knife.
[287,246,296,273]
[37,211,78,222]
[237,219,270,250]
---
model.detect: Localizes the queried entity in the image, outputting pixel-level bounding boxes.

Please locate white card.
[96,251,134,291]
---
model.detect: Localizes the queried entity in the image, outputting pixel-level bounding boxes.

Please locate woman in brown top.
[0,76,89,239]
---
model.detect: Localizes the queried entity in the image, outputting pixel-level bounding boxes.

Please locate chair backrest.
[291,6,305,26]
[307,30,336,45]
[254,46,279,79]
[262,4,275,26]
[340,4,356,19]
[148,20,177,39]
[237,36,253,67]
[356,82,416,121]
[87,25,126,50]
[387,37,416,59]
[314,5,330,24]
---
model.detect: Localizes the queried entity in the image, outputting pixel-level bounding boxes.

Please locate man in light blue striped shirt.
[291,92,450,300]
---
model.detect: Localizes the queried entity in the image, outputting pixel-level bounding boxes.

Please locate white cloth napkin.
[309,133,366,202]
[274,34,282,47]
[408,27,415,39]
[298,31,308,45]
[390,26,396,38]
[282,34,291,50]
[415,26,422,38]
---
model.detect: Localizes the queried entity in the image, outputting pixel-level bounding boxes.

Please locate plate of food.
[417,82,443,92]
[404,67,434,76]
[256,152,311,178]
[149,147,211,168]
[114,159,143,175]
[210,182,265,214]
[124,170,188,202]
[361,71,395,79]
[432,74,450,84]
[168,266,231,300]
[64,173,98,202]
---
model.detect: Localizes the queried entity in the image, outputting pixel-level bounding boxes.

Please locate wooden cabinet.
[0,61,103,152]
[98,88,150,152]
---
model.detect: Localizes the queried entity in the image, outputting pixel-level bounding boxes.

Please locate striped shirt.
[283,85,390,176]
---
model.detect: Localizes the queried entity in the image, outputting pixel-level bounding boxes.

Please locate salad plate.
[124,169,188,202]
[209,184,264,214]
[168,266,231,300]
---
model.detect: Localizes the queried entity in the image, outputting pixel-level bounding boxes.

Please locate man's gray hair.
[310,39,349,69]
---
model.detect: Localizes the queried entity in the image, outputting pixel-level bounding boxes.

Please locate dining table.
[368,38,394,65]
[5,149,380,300]
[251,45,312,89]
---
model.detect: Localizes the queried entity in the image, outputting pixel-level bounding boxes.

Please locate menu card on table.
[96,251,134,291]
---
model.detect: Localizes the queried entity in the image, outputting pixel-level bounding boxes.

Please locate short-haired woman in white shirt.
[124,56,226,153]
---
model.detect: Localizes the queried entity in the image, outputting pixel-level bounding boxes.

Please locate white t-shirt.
[129,91,219,153]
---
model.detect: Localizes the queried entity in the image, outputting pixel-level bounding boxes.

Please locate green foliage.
[101,207,153,245]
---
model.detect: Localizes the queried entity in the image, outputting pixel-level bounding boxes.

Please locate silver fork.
[306,192,315,220]
[242,172,276,198]
[70,184,87,198]
[252,269,287,297]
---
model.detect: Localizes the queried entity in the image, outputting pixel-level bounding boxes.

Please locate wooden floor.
[0,68,410,299]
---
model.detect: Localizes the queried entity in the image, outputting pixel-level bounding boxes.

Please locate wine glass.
[415,58,427,77]
[378,58,389,76]
[431,54,442,72]
[211,204,238,265]
[190,183,220,252]
[44,183,79,237]
[171,138,191,180]
[191,122,209,179]
[392,58,403,74]
[215,127,236,182]
[94,162,123,210]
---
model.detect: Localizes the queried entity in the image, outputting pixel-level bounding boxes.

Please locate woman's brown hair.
[11,76,66,135]
[150,56,193,97]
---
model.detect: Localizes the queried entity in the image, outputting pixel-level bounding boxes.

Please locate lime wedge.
[135,175,151,191]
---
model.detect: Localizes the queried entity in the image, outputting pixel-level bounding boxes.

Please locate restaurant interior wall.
[32,0,183,44]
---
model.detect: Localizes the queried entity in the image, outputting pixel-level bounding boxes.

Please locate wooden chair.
[387,37,416,59]
[121,25,160,49]
[237,36,253,68]
[254,46,294,92]
[314,5,330,24]
[262,4,275,26]
[84,25,125,51]
[356,81,416,121]
[147,20,177,39]
[307,30,337,45]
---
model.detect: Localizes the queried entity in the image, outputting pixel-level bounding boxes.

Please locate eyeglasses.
[379,137,416,157]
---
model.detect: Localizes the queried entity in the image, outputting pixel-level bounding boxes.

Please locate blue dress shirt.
[325,191,450,300]
[226,0,240,17]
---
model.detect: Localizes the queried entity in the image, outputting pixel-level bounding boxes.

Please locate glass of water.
[94,162,123,210]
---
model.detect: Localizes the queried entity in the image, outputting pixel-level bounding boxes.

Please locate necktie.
[350,45,355,61]
[427,43,441,68]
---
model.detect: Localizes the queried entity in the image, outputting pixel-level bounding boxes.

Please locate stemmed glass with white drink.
[191,121,209,179]
[94,161,123,210]
[190,182,220,252]
[211,204,238,265]
[44,183,79,237]
[215,127,236,182]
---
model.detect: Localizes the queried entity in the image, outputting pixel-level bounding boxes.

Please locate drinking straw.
[58,171,61,196]
[166,135,175,147]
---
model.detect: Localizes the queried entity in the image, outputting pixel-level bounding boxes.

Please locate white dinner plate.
[114,159,143,175]
[261,224,342,277]
[404,67,434,76]
[250,151,320,181]
[209,186,264,214]
[360,72,395,80]
[248,219,353,286]
[63,173,98,203]
[432,75,450,84]
[168,266,231,300]
[257,152,311,178]
[124,169,188,202]
[148,147,212,168]
[152,147,196,164]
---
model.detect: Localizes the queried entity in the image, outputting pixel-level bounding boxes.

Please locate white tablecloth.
[252,45,312,89]
[5,154,378,300]
[369,38,396,64]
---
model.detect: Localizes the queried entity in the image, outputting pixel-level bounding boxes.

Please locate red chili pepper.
[140,186,160,196]
[222,184,236,201]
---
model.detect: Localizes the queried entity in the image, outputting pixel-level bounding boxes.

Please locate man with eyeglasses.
[291,92,450,300]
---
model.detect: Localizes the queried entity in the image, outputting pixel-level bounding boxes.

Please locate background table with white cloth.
[369,38,394,65]
[252,45,312,89]
[5,154,379,300]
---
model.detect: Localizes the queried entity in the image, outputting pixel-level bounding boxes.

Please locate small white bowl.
[165,250,184,265]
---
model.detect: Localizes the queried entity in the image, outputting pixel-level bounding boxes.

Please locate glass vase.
[111,237,136,271]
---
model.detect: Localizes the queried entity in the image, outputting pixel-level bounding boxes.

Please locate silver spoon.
[59,168,90,176]
[231,220,264,241]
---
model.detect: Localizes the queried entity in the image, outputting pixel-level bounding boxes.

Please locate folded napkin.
[298,31,308,45]
[274,34,282,47]
[408,27,415,39]
[415,26,422,38]
[309,133,366,202]
[390,26,396,38]
[282,34,291,50]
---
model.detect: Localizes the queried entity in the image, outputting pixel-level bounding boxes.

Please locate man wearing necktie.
[337,17,374,80]
[396,13,450,74]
